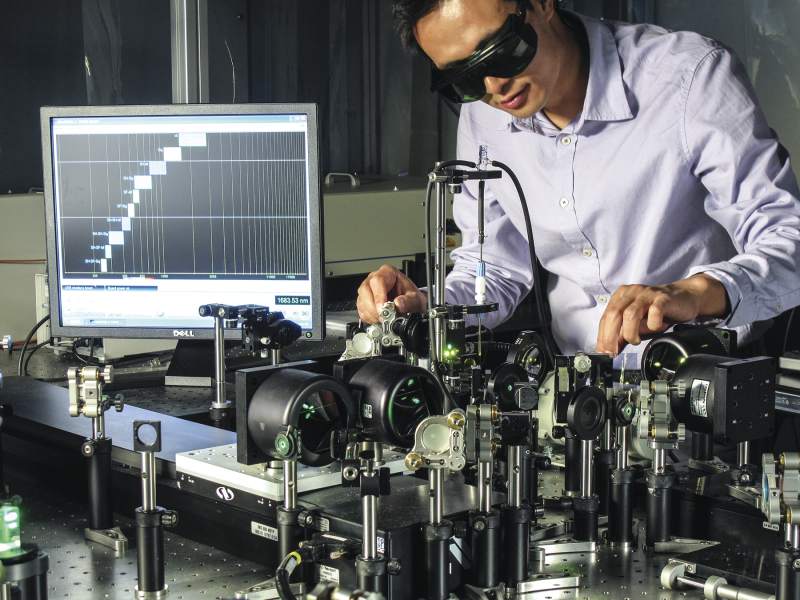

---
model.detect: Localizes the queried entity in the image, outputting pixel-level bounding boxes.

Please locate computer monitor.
[40,104,323,341]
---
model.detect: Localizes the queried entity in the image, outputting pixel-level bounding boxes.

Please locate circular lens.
[136,423,158,447]
[389,377,432,440]
[297,390,342,457]
[566,387,607,441]
[421,423,451,454]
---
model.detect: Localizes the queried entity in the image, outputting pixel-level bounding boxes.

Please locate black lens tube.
[470,511,500,589]
[776,547,800,600]
[608,468,635,548]
[426,469,452,600]
[277,507,302,573]
[691,431,714,462]
[502,505,532,585]
[564,430,581,497]
[425,521,453,600]
[573,495,600,542]
[87,437,113,531]
[356,555,386,595]
[594,448,616,516]
[135,509,165,593]
[646,471,676,547]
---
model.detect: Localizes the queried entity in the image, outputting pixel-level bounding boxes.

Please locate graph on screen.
[54,129,309,280]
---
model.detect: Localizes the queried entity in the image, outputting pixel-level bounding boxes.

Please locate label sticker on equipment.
[316,517,330,532]
[690,379,710,418]
[377,536,385,555]
[319,564,340,584]
[251,521,278,541]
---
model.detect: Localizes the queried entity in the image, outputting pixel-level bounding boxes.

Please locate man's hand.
[596,274,729,356]
[356,265,428,324]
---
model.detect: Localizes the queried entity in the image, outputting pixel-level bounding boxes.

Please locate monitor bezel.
[40,103,324,341]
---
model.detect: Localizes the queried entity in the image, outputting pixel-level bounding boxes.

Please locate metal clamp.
[339,303,403,361]
[1,335,12,355]
[405,410,467,472]
[68,365,115,419]
[762,452,800,548]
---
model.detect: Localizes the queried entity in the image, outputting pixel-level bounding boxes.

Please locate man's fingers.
[596,292,631,354]
[645,296,668,333]
[394,271,417,295]
[394,291,427,315]
[356,292,379,324]
[621,298,650,345]
[369,269,396,309]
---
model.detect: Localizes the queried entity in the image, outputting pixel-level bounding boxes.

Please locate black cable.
[71,338,102,367]
[275,552,301,600]
[22,340,50,377]
[17,314,50,376]
[490,160,560,362]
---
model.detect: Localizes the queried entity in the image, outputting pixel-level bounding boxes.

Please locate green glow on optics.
[301,403,316,421]
[0,504,21,556]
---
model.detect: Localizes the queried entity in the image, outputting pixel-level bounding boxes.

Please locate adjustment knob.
[573,354,592,374]
[81,440,95,457]
[161,510,179,528]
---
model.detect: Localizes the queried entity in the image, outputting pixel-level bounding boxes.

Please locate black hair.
[392,0,544,52]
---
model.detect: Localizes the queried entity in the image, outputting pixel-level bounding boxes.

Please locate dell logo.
[173,330,196,337]
[216,486,235,502]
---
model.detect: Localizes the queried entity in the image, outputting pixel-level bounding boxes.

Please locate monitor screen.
[41,105,323,340]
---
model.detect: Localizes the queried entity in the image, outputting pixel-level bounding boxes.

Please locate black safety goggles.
[430,9,538,104]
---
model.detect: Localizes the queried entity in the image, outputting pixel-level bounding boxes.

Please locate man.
[357,0,800,357]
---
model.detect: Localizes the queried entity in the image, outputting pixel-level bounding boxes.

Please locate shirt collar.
[502,12,634,132]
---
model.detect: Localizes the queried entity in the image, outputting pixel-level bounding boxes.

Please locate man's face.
[416,0,561,119]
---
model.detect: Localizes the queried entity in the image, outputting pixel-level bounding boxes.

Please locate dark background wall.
[0,0,171,194]
[0,0,439,193]
[0,2,86,194]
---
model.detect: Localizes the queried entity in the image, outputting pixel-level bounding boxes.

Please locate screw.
[387,558,402,575]
[405,453,424,472]
[448,412,466,430]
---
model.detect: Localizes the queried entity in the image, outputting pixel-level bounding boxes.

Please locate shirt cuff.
[686,262,749,327]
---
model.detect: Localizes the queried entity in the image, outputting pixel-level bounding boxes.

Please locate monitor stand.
[164,339,274,387]
[164,340,215,387]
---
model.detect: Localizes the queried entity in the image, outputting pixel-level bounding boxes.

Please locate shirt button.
[582,248,594,258]
[561,136,573,145]
[559,197,570,208]
[598,295,609,304]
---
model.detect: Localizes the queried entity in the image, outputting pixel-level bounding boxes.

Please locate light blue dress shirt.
[445,13,800,354]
